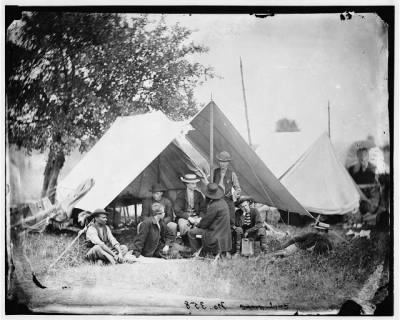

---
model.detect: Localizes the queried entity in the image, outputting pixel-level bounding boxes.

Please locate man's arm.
[131,221,150,257]
[198,203,218,229]
[245,208,263,234]
[106,226,122,255]
[174,191,189,220]
[232,171,241,197]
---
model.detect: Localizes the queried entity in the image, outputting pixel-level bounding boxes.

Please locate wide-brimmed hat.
[180,173,200,184]
[204,183,224,199]
[235,195,254,206]
[92,208,109,217]
[216,151,232,162]
[149,183,166,193]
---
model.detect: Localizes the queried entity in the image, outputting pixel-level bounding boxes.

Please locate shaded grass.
[9,224,389,311]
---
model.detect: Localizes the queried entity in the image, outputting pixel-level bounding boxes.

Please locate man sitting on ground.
[85,209,129,264]
[188,183,232,256]
[233,196,268,256]
[131,203,170,259]
[268,223,332,257]
[174,173,206,241]
[141,183,177,242]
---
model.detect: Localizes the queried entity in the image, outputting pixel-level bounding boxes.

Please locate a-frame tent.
[276,133,360,215]
[57,111,206,212]
[185,101,312,218]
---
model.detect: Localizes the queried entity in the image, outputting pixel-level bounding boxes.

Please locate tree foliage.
[275,118,300,132]
[6,12,214,200]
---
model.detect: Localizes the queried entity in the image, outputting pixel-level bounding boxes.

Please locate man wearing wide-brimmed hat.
[213,151,241,227]
[141,183,177,242]
[85,209,129,264]
[174,173,206,239]
[187,183,232,255]
[233,195,268,256]
[268,222,333,257]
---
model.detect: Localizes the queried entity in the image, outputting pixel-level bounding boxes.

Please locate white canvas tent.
[259,133,360,215]
[57,111,205,211]
[256,131,319,179]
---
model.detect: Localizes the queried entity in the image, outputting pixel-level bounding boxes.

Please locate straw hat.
[180,173,200,184]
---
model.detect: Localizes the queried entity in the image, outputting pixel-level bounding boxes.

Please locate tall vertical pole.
[210,103,214,182]
[240,57,252,146]
[328,100,331,138]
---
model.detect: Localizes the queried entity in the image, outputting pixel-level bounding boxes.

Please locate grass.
[8,223,389,313]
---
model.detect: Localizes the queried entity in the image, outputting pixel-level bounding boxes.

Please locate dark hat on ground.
[150,183,166,193]
[204,183,224,200]
[216,151,232,162]
[235,195,254,206]
[180,173,200,183]
[92,208,109,217]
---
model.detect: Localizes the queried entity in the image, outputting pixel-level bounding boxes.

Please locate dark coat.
[235,207,263,233]
[348,163,377,185]
[131,217,166,258]
[174,189,206,220]
[198,198,232,253]
[141,197,174,224]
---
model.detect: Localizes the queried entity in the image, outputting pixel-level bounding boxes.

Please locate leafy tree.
[275,118,300,132]
[6,12,214,202]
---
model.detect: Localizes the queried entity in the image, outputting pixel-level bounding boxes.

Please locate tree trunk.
[41,149,65,203]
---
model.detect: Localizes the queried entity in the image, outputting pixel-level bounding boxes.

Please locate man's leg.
[166,222,178,243]
[256,227,268,252]
[86,245,116,264]
[233,227,243,254]
[188,227,206,251]
[178,218,191,236]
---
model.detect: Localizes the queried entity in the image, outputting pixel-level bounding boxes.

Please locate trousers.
[86,244,128,263]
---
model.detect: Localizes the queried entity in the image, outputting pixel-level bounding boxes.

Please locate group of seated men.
[84,150,333,264]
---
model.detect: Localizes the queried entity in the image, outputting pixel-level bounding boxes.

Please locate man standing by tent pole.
[213,151,241,227]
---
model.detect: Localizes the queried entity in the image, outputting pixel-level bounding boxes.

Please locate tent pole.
[240,57,252,147]
[287,210,290,225]
[134,203,137,225]
[328,100,331,138]
[210,102,214,182]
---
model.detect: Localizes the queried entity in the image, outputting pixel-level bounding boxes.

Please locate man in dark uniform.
[232,196,268,257]
[131,203,170,258]
[348,147,380,214]
[213,151,241,227]
[188,183,232,255]
[141,183,177,242]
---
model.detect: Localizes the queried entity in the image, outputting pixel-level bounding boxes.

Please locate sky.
[163,13,390,159]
